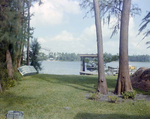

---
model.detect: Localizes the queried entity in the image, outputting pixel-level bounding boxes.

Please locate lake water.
[39,61,80,75]
[39,61,150,75]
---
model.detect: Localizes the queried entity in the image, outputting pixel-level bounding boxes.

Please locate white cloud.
[53,0,81,14]
[51,30,75,41]
[78,25,96,41]
[32,1,150,55]
[31,0,81,27]
[38,37,47,44]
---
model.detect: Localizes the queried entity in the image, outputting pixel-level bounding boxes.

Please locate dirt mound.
[130,67,150,91]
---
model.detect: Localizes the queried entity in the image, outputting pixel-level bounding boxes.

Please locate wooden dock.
[80,71,98,75]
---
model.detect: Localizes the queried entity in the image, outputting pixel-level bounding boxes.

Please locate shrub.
[13,71,22,81]
[122,90,137,99]
[89,92,100,100]
[6,79,16,88]
[108,95,118,103]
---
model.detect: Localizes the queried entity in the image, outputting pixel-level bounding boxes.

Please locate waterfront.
[39,61,150,75]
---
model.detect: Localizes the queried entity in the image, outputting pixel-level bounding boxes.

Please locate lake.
[39,61,150,75]
[39,61,80,75]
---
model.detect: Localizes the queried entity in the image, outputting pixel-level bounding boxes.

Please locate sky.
[30,0,150,55]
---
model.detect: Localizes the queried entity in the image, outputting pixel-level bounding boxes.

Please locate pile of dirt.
[130,67,150,91]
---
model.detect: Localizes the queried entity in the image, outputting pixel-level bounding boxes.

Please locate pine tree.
[29,38,42,73]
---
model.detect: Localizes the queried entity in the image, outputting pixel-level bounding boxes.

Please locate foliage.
[138,11,150,48]
[5,79,16,88]
[0,0,43,92]
[13,71,22,81]
[108,95,118,103]
[29,38,42,73]
[80,0,141,38]
[122,90,137,99]
[104,53,118,63]
[89,92,101,100]
[38,52,48,61]
[138,12,150,40]
[55,52,80,61]
[129,55,150,62]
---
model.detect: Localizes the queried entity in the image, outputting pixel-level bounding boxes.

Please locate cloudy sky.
[30,0,150,55]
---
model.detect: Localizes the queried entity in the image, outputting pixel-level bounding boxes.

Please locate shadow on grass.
[106,77,117,89]
[74,113,150,119]
[32,74,98,92]
[0,92,33,107]
[67,84,94,92]
[31,74,117,93]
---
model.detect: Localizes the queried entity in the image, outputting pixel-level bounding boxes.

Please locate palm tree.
[114,0,133,95]
[93,0,108,94]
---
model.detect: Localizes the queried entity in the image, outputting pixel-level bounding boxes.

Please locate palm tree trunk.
[93,0,108,94]
[115,0,133,95]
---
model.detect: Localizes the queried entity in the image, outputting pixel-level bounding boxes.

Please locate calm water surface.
[39,61,150,75]
[39,61,80,75]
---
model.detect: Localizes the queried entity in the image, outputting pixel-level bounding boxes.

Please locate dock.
[80,71,98,75]
[79,54,98,75]
[79,54,137,76]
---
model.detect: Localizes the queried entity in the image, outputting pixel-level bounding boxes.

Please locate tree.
[80,0,139,95]
[103,53,118,64]
[93,0,108,94]
[0,0,19,78]
[114,0,133,95]
[26,0,43,65]
[27,0,31,65]
[0,0,42,92]
[80,0,141,38]
[29,38,42,73]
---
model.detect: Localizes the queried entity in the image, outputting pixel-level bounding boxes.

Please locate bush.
[89,92,100,100]
[122,90,137,99]
[108,95,118,103]
[13,71,22,81]
[6,79,16,88]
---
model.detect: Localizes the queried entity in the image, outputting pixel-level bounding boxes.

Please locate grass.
[0,74,150,119]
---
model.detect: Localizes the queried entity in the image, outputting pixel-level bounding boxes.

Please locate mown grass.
[0,74,150,119]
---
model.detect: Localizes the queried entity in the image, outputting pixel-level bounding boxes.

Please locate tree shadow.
[32,74,98,92]
[0,92,33,107]
[106,77,117,89]
[31,74,118,94]
[74,112,150,119]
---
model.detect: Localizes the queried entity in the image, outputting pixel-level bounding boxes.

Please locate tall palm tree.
[114,0,133,95]
[93,0,108,94]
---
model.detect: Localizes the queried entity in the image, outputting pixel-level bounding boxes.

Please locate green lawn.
[0,74,150,119]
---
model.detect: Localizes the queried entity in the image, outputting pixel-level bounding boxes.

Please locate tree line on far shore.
[129,55,150,62]
[38,52,150,62]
